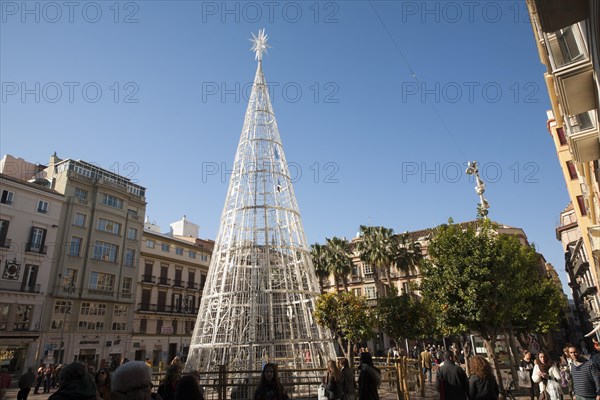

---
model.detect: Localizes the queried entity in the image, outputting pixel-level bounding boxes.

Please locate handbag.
[518,370,532,388]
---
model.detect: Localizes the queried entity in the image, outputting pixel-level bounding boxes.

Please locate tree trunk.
[482,336,506,399]
[337,336,348,358]
[386,266,393,292]
[503,326,520,390]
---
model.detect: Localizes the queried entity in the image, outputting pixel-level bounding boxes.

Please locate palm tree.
[393,233,423,294]
[355,225,395,297]
[325,236,353,292]
[310,243,330,291]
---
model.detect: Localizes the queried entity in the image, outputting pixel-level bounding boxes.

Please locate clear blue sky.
[1,1,572,294]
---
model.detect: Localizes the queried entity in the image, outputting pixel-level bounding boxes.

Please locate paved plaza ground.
[3,381,540,400]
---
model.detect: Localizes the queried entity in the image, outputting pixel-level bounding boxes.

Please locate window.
[80,302,107,316]
[156,319,163,334]
[14,305,32,331]
[73,213,87,227]
[114,304,128,317]
[127,227,138,240]
[102,194,123,209]
[74,187,88,203]
[188,271,195,289]
[0,190,14,205]
[363,264,373,276]
[139,318,147,333]
[200,274,206,290]
[146,240,155,248]
[189,250,196,259]
[51,320,64,330]
[0,304,8,330]
[122,277,132,295]
[124,249,136,266]
[92,241,118,262]
[89,272,115,291]
[62,269,78,292]
[161,243,170,252]
[28,227,47,253]
[0,219,9,248]
[54,300,70,314]
[566,161,578,180]
[556,127,567,145]
[365,286,377,299]
[69,237,83,257]
[201,255,208,262]
[176,247,183,255]
[112,322,126,331]
[352,288,362,296]
[37,200,49,214]
[402,282,410,295]
[78,321,104,330]
[577,195,588,216]
[97,218,121,235]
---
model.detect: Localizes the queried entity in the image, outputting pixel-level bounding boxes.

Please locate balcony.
[566,110,600,163]
[580,280,598,298]
[141,275,155,284]
[173,280,185,288]
[85,288,115,298]
[572,257,590,277]
[187,282,198,290]
[588,225,600,255]
[532,0,588,33]
[0,238,11,249]
[25,243,47,255]
[0,280,40,293]
[157,277,171,286]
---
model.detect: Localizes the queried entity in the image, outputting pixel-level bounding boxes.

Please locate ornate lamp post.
[465,161,490,217]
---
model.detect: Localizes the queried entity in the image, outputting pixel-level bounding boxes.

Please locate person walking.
[0,367,11,400]
[532,351,563,400]
[338,358,355,400]
[468,356,499,400]
[358,352,380,400]
[254,363,288,400]
[324,360,344,400]
[567,345,600,400]
[437,351,469,400]
[420,347,433,384]
[17,367,36,400]
[521,350,536,400]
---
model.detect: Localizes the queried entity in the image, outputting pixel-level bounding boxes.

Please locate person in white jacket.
[532,352,563,400]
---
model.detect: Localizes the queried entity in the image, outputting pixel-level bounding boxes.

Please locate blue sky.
[1,1,572,293]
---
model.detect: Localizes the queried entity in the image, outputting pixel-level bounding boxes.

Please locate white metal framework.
[186,31,336,372]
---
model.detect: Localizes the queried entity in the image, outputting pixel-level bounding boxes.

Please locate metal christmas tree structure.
[186,30,336,372]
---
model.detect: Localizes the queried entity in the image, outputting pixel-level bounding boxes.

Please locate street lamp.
[465,161,490,217]
[59,275,76,364]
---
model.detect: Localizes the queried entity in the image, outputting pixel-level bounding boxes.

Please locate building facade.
[0,173,64,373]
[132,217,212,367]
[1,153,147,369]
[527,0,600,333]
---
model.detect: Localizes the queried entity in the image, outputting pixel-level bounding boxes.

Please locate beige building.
[526,0,600,333]
[1,153,147,369]
[132,217,213,367]
[0,173,64,374]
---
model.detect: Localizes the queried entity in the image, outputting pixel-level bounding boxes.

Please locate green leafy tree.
[314,291,375,358]
[420,219,563,394]
[393,233,423,291]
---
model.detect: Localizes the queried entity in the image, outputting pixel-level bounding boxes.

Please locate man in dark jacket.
[48,362,97,400]
[437,352,469,400]
[17,367,36,400]
[358,352,381,400]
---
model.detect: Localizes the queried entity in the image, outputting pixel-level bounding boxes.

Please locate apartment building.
[0,173,64,374]
[1,153,147,369]
[527,0,600,334]
[132,217,213,366]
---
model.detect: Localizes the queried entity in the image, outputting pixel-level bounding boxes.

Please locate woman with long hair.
[95,368,111,400]
[324,360,344,400]
[337,358,355,400]
[468,356,499,400]
[532,352,563,400]
[254,363,288,400]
